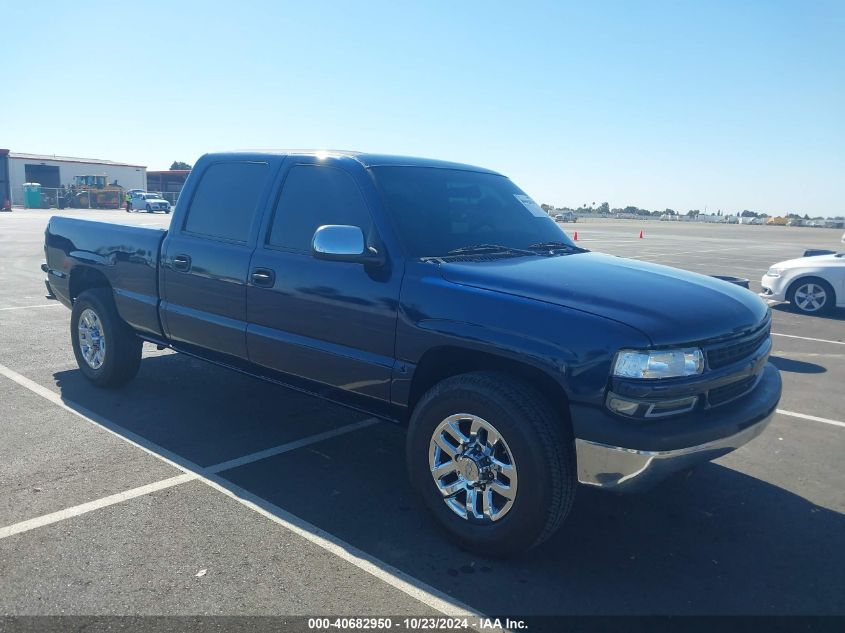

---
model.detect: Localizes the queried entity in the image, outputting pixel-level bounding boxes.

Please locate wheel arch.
[68,265,112,303]
[407,346,572,431]
[787,274,836,301]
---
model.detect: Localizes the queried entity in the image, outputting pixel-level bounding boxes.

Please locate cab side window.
[268,165,372,252]
[184,161,270,243]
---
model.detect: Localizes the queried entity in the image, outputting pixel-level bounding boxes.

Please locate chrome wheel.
[794,282,827,313]
[78,308,106,369]
[429,414,518,523]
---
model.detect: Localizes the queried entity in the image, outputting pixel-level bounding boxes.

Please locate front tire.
[787,277,835,315]
[71,288,142,387]
[146,204,153,213]
[406,371,575,557]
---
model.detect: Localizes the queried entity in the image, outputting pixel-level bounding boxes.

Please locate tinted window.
[269,165,372,251]
[372,167,573,258]
[184,161,269,243]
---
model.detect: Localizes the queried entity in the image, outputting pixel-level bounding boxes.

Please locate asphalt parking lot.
[1,209,843,619]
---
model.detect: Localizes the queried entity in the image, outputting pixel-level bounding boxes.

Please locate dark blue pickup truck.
[43,151,781,555]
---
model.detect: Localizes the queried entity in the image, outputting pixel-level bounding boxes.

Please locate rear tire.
[787,277,835,315]
[146,204,153,213]
[406,371,575,557]
[71,288,142,387]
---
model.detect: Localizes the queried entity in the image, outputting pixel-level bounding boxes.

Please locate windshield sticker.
[514,194,547,218]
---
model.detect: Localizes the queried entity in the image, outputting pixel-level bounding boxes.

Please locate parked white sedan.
[760,252,845,314]
[130,192,171,213]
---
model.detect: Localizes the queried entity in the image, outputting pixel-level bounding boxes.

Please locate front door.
[246,159,401,403]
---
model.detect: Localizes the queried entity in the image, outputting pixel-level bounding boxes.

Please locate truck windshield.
[372,167,575,259]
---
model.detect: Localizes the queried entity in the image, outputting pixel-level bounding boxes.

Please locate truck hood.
[438,252,769,346]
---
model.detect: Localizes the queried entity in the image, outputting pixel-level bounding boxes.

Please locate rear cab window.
[183,161,270,244]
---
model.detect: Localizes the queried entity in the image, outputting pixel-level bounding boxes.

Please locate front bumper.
[576,410,773,491]
[574,362,781,492]
[759,273,788,302]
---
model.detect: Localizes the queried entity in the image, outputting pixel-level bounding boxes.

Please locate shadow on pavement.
[771,304,845,322]
[53,354,845,616]
[768,356,827,374]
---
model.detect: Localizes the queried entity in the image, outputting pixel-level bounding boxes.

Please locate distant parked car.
[130,192,171,213]
[766,217,788,226]
[556,211,577,223]
[760,252,845,314]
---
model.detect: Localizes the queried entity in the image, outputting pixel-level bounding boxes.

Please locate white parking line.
[0,303,62,312]
[206,417,379,474]
[0,363,477,617]
[0,474,196,540]
[772,332,845,346]
[777,409,845,429]
[0,417,382,542]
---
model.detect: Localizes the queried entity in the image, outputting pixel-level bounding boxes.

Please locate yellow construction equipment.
[69,175,124,209]
[766,216,788,226]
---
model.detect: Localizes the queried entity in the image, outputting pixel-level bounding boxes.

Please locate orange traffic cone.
[639,229,644,238]
[573,231,578,241]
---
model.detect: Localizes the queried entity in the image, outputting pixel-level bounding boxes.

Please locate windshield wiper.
[527,241,588,253]
[446,244,535,256]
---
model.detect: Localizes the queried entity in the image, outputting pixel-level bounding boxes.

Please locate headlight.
[767,267,783,278]
[613,348,704,379]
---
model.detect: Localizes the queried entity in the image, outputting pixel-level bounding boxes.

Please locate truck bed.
[45,216,168,338]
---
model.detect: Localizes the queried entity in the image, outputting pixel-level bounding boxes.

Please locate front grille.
[706,324,770,369]
[708,376,757,407]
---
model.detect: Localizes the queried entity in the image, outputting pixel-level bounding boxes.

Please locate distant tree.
[664,208,676,215]
[598,202,610,214]
[170,161,192,170]
[541,203,553,212]
[687,209,700,217]
[804,213,810,220]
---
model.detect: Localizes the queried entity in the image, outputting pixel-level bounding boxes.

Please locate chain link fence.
[20,185,179,210]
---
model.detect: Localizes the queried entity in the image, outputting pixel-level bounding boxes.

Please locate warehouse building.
[147,169,190,203]
[0,150,146,206]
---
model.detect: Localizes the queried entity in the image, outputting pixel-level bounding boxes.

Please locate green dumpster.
[23,183,42,209]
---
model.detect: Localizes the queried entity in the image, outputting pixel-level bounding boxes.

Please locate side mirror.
[311,225,384,266]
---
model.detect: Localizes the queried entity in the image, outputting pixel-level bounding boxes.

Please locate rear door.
[160,159,275,360]
[246,158,402,403]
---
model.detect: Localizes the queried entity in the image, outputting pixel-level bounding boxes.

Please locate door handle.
[250,267,276,287]
[172,254,191,272]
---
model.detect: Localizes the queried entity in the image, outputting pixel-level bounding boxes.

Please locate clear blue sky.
[3,1,843,216]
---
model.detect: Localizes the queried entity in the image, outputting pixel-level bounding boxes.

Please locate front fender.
[395,263,651,407]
